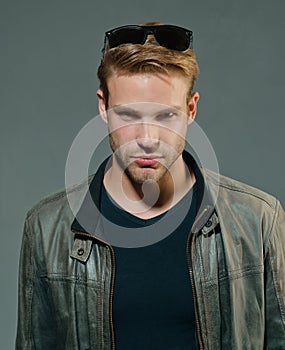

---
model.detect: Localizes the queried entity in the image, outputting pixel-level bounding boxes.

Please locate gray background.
[1,0,284,347]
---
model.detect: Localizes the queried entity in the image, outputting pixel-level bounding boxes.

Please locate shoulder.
[204,168,279,212]
[203,169,284,248]
[25,175,94,227]
[202,169,285,263]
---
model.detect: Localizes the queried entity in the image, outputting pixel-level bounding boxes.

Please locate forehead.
[106,72,189,106]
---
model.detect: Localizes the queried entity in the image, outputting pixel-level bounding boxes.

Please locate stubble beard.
[109,134,185,186]
[124,161,169,185]
[113,148,179,187]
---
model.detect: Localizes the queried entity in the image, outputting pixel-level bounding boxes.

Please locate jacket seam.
[268,245,285,331]
[267,201,285,329]
[202,264,264,286]
[264,198,279,255]
[24,217,35,349]
[39,273,103,286]
[205,170,275,209]
[216,183,275,209]
[26,176,94,221]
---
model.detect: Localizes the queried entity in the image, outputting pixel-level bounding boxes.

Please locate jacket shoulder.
[25,175,94,223]
[204,168,279,210]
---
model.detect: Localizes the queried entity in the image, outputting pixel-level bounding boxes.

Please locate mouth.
[131,156,163,167]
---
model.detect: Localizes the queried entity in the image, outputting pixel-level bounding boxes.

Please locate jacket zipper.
[72,230,116,350]
[108,244,116,350]
[186,207,208,350]
[187,232,203,350]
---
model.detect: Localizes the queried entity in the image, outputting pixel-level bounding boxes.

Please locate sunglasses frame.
[103,24,193,52]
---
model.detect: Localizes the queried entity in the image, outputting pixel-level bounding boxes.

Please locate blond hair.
[97,22,199,106]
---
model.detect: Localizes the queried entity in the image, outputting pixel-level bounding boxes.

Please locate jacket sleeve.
[265,200,285,348]
[15,216,57,350]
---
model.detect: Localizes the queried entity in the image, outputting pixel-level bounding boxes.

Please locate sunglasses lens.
[155,26,190,51]
[108,27,145,48]
[105,25,192,52]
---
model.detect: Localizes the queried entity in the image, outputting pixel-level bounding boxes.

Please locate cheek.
[160,127,186,146]
[109,128,136,152]
[109,126,131,142]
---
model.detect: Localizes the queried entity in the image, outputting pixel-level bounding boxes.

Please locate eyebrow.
[111,105,184,114]
[112,105,141,114]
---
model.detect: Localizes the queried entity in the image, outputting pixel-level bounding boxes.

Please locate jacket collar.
[71,151,218,239]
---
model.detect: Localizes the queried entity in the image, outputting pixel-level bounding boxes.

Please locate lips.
[132,156,162,167]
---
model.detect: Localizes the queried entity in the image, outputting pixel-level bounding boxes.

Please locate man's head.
[97,22,200,187]
[97,22,199,108]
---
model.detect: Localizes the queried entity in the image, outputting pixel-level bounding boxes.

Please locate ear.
[187,92,200,125]
[97,89,108,123]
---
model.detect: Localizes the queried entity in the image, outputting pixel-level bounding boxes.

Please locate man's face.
[97,72,199,185]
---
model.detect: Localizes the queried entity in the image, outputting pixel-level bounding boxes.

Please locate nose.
[136,122,160,152]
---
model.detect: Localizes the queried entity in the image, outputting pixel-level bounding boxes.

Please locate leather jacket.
[16,152,285,349]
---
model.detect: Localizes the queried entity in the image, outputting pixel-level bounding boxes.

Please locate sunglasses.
[104,24,193,52]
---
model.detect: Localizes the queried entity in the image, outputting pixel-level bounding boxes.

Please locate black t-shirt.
[101,184,198,350]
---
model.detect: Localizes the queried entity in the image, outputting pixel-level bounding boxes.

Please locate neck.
[103,155,195,219]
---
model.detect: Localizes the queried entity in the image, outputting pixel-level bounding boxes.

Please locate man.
[16,23,285,349]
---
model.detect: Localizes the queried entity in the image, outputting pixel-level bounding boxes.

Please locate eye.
[156,111,177,121]
[116,110,140,121]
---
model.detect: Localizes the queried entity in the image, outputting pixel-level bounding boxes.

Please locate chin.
[125,166,167,185]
